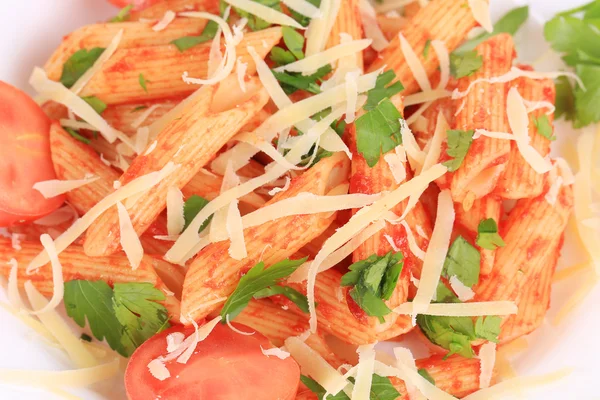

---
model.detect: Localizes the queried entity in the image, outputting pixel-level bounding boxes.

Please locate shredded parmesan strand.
[224,0,302,28]
[384,146,408,184]
[400,220,426,260]
[226,199,247,260]
[260,345,291,359]
[27,234,65,315]
[359,0,389,51]
[59,119,96,131]
[398,33,432,92]
[71,30,123,94]
[275,40,371,74]
[27,163,179,272]
[352,344,376,399]
[226,314,255,335]
[116,202,144,270]
[320,127,352,159]
[236,58,248,93]
[384,357,456,400]
[175,315,222,365]
[478,342,496,389]
[153,10,176,31]
[281,0,321,18]
[393,301,518,316]
[166,186,185,236]
[431,40,450,90]
[131,104,162,129]
[33,176,99,199]
[305,0,341,57]
[393,348,424,400]
[468,0,493,32]
[404,90,451,107]
[449,276,476,301]
[422,113,448,173]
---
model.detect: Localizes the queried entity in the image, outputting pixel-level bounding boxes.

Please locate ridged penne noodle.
[326,0,363,68]
[101,99,182,136]
[367,0,478,95]
[499,243,558,344]
[130,0,220,21]
[78,28,282,104]
[450,34,515,204]
[234,299,345,368]
[0,238,180,320]
[83,78,269,257]
[180,153,349,322]
[416,354,495,398]
[494,76,556,199]
[411,97,454,150]
[41,101,68,121]
[152,258,186,299]
[44,19,209,81]
[454,195,502,275]
[475,174,574,303]
[376,15,408,41]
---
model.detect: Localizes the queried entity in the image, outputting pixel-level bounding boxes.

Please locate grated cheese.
[33,176,99,199]
[400,119,426,172]
[116,202,144,270]
[70,30,124,94]
[385,356,456,400]
[226,199,247,260]
[410,190,454,316]
[307,164,447,330]
[506,87,553,174]
[468,0,493,32]
[59,119,96,131]
[274,40,371,74]
[131,104,162,129]
[449,276,476,301]
[281,0,321,18]
[352,344,376,400]
[33,205,78,226]
[398,33,432,92]
[268,176,291,196]
[134,127,150,154]
[384,234,401,252]
[545,176,563,206]
[384,145,407,184]
[400,220,426,260]
[305,0,341,57]
[166,186,185,236]
[152,10,176,31]
[431,40,450,90]
[166,332,185,352]
[393,301,518,316]
[473,129,516,141]
[404,90,451,107]
[344,70,360,123]
[27,163,179,272]
[7,259,26,310]
[393,348,424,400]
[224,0,302,28]
[148,359,171,381]
[422,113,448,173]
[359,0,390,51]
[261,345,291,359]
[478,342,496,389]
[27,234,65,315]
[24,281,97,369]
[236,58,248,93]
[226,314,255,335]
[285,336,349,394]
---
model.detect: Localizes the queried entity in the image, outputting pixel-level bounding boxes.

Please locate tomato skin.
[108,0,161,10]
[125,323,300,400]
[0,82,64,226]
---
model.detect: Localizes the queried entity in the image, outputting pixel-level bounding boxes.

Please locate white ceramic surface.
[0,1,598,399]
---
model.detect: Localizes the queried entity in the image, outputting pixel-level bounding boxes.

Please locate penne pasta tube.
[0,238,180,321]
[78,28,282,104]
[233,299,345,368]
[180,153,349,322]
[130,0,220,21]
[83,77,269,257]
[44,19,209,81]
[367,0,479,95]
[454,195,502,276]
[494,76,556,199]
[326,0,363,69]
[101,99,182,136]
[499,242,558,344]
[416,354,496,398]
[376,15,408,41]
[450,34,515,204]
[475,168,574,304]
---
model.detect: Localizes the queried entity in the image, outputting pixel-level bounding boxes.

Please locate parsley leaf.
[220,257,308,321]
[109,4,133,22]
[449,51,483,79]
[455,6,529,54]
[171,19,221,52]
[474,316,502,343]
[253,285,309,313]
[435,281,461,303]
[301,375,350,400]
[60,48,105,88]
[442,235,481,287]
[234,0,281,31]
[82,96,107,114]
[418,369,435,386]
[533,114,556,141]
[301,374,400,400]
[63,127,90,145]
[131,105,148,113]
[355,99,403,167]
[417,314,477,358]
[554,75,576,121]
[272,64,332,95]
[573,63,600,127]
[139,73,148,93]
[423,39,432,58]
[270,47,298,66]
[183,195,212,232]
[476,218,506,250]
[363,70,404,111]
[64,280,126,356]
[113,283,170,355]
[289,0,321,26]
[442,129,474,172]
[341,251,404,322]
[282,26,305,60]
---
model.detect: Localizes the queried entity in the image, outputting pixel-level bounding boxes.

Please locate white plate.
[0,1,598,399]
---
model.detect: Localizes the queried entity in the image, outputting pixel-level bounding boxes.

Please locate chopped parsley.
[418,368,435,386]
[533,114,556,141]
[171,14,222,52]
[183,195,212,232]
[109,4,133,23]
[64,280,169,357]
[442,129,474,172]
[301,374,400,400]
[131,105,149,113]
[476,218,506,251]
[139,73,148,93]
[341,251,404,322]
[363,70,404,111]
[253,285,309,313]
[289,0,321,27]
[442,235,481,288]
[82,96,107,114]
[60,48,105,88]
[63,127,90,145]
[234,0,282,31]
[449,50,483,79]
[220,257,308,321]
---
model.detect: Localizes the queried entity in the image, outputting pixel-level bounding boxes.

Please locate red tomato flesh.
[0,81,64,226]
[125,323,300,400]
[108,0,161,10]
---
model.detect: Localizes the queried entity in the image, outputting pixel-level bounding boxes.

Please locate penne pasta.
[44,19,209,81]
[326,0,364,69]
[180,153,349,322]
[83,77,269,257]
[130,0,221,21]
[0,238,180,320]
[494,76,556,199]
[367,0,479,95]
[450,34,515,204]
[376,15,408,41]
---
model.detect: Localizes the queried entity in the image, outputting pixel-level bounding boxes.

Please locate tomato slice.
[0,81,64,226]
[107,0,161,10]
[125,323,300,400]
